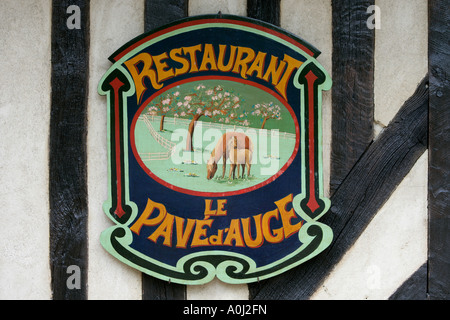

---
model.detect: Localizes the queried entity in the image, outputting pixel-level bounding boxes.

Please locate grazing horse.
[228,136,252,179]
[206,132,253,180]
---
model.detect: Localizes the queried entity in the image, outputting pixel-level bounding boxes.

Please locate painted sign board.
[99,15,333,285]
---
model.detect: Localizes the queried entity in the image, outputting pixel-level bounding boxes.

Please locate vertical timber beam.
[330,0,375,194]
[247,0,280,26]
[141,0,188,300]
[144,0,188,32]
[428,0,450,300]
[49,0,90,299]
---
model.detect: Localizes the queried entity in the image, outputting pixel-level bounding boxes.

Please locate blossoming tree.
[147,91,180,131]
[173,84,248,151]
[251,102,282,129]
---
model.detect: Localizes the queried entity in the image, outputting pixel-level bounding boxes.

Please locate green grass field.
[134,117,296,193]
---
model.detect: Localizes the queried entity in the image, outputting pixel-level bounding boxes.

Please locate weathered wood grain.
[428,0,450,300]
[330,0,375,195]
[49,0,90,300]
[141,0,188,300]
[247,0,280,26]
[250,76,428,300]
[145,0,188,31]
[141,276,186,300]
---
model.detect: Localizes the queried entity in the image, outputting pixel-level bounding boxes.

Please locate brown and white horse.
[227,136,253,179]
[206,132,253,180]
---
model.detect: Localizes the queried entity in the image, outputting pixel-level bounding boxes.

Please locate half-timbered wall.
[0,0,447,300]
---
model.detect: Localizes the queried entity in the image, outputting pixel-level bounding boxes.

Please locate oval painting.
[132,78,299,196]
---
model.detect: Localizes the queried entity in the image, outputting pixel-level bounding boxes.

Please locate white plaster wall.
[87,0,144,300]
[374,0,428,135]
[0,0,52,299]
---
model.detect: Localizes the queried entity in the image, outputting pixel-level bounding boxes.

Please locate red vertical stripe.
[305,70,320,213]
[110,77,126,218]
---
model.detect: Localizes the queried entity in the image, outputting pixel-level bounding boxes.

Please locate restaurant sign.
[99,15,333,284]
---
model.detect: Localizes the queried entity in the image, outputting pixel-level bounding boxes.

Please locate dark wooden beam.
[330,0,375,195]
[141,0,188,300]
[428,0,450,300]
[247,0,280,26]
[144,0,188,32]
[49,0,90,300]
[141,276,186,300]
[250,76,428,299]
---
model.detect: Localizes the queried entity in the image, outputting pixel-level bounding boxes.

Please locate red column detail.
[305,70,320,213]
[110,77,126,218]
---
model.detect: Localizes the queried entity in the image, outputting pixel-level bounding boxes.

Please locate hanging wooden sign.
[99,14,333,285]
